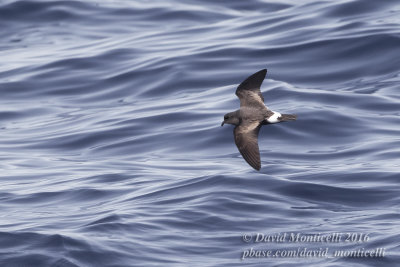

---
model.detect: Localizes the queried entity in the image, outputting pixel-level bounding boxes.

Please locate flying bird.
[221,69,296,171]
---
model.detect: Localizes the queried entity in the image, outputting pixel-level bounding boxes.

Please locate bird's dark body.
[221,69,297,171]
[239,107,273,124]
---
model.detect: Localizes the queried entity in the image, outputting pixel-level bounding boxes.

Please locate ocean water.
[1,0,400,266]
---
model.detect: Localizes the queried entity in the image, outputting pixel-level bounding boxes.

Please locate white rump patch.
[267,111,281,123]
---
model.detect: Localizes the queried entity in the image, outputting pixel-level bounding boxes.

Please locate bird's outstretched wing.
[234,120,262,170]
[235,69,267,109]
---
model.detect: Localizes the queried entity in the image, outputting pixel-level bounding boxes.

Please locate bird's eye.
[224,115,228,120]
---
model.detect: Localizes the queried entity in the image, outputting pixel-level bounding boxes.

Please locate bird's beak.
[221,121,225,126]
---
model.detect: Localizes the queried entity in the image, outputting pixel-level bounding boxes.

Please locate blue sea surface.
[1,0,400,266]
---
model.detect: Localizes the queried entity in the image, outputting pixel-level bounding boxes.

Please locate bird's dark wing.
[234,120,262,170]
[235,69,267,109]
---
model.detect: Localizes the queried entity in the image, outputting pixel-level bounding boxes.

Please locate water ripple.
[1,0,400,266]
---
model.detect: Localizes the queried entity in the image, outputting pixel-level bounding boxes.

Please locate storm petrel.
[221,69,296,171]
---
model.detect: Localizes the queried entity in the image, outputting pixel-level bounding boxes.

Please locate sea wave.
[1,0,399,266]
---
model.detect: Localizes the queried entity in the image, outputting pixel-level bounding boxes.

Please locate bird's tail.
[279,114,297,122]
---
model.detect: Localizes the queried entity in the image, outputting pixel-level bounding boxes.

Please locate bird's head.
[221,111,240,126]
